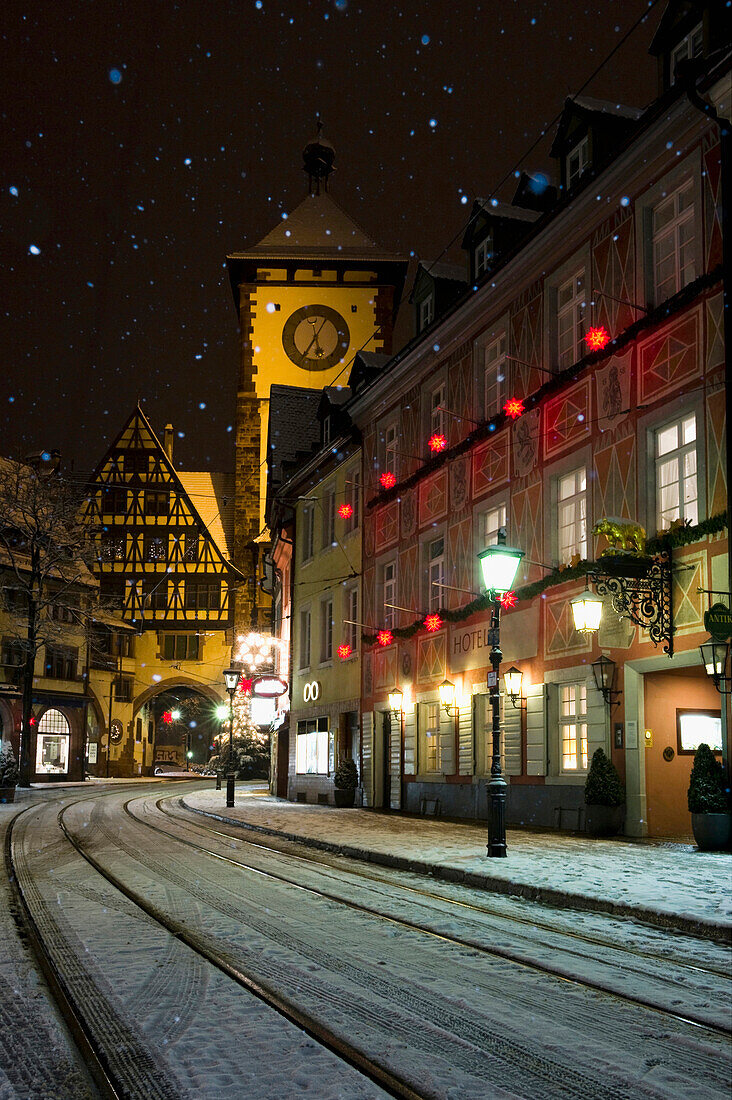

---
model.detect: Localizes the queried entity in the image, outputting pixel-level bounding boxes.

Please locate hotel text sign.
[449,607,539,672]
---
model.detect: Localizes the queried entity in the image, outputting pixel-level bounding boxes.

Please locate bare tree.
[0,456,98,785]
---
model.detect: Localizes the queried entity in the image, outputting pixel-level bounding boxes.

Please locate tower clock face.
[282,304,350,371]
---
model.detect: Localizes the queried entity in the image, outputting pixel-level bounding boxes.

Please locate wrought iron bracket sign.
[587,550,673,656]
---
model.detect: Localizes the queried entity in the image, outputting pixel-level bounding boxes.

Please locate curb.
[180,799,732,945]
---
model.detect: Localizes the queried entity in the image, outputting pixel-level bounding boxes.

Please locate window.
[48,590,80,623]
[320,598,333,663]
[1,638,24,667]
[185,582,220,611]
[655,413,698,529]
[114,676,133,702]
[36,709,70,774]
[44,645,78,681]
[102,487,128,514]
[557,467,587,564]
[424,702,441,772]
[382,561,397,629]
[144,534,166,562]
[345,587,359,652]
[482,333,507,419]
[322,414,332,445]
[124,450,149,475]
[559,683,588,771]
[475,235,492,278]
[670,22,703,83]
[321,488,335,549]
[345,468,361,532]
[481,503,507,548]
[160,633,200,661]
[301,504,315,563]
[566,135,589,189]
[676,708,722,754]
[145,580,169,613]
[184,531,200,561]
[382,422,398,480]
[100,533,125,562]
[430,382,446,438]
[426,537,445,611]
[299,608,311,669]
[652,181,695,303]
[136,718,143,743]
[419,295,434,332]
[110,632,135,658]
[144,491,169,517]
[557,270,586,368]
[296,716,329,774]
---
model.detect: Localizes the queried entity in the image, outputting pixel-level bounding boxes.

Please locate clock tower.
[227,130,408,630]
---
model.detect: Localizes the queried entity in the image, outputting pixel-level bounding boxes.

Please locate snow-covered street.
[3,781,731,1099]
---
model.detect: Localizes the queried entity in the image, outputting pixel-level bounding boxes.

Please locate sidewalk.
[183,785,732,942]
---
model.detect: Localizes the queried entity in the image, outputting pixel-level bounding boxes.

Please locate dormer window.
[670,21,703,82]
[419,295,434,332]
[566,135,589,190]
[322,414,332,445]
[475,236,492,278]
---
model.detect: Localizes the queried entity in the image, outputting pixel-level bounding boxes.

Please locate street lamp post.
[477,528,524,858]
[223,665,241,808]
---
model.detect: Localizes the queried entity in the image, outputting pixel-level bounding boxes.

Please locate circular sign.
[303,681,320,703]
[704,602,732,641]
[253,676,288,698]
[282,305,350,371]
[109,719,124,745]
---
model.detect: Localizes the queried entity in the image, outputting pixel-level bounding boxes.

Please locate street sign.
[252,675,288,698]
[704,602,732,640]
[486,671,497,687]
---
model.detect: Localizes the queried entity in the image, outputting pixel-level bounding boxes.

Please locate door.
[276,726,289,798]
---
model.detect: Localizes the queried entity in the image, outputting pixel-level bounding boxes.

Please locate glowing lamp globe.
[170,708,182,721]
[570,590,603,634]
[388,689,404,713]
[438,679,456,709]
[700,638,728,679]
[223,665,240,692]
[215,704,229,721]
[503,666,523,699]
[478,530,524,594]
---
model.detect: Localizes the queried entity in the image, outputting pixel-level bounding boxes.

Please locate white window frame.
[430,382,446,438]
[556,269,586,369]
[422,701,442,773]
[559,681,588,773]
[651,179,695,305]
[321,487,335,549]
[425,535,446,612]
[345,466,361,532]
[382,560,397,629]
[298,607,311,670]
[383,421,398,480]
[475,235,492,278]
[482,332,508,419]
[566,135,589,189]
[419,294,434,332]
[319,597,333,664]
[301,504,315,564]
[296,716,329,775]
[557,466,587,564]
[655,412,698,531]
[670,21,703,83]
[345,586,359,652]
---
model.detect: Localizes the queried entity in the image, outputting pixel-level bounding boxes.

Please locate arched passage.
[133,677,227,770]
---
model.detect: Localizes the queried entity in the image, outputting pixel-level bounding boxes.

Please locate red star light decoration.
[162,710,172,724]
[503,397,524,419]
[380,471,396,489]
[337,643,352,660]
[424,613,443,633]
[428,432,448,453]
[585,326,610,351]
[238,677,253,694]
[499,591,518,610]
[376,630,394,647]
[338,503,353,519]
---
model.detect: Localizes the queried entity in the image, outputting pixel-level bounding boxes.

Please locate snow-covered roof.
[177,471,235,564]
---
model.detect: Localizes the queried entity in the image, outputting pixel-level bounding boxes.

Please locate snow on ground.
[184,785,732,936]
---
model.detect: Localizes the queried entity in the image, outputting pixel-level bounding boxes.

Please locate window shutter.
[458,696,474,775]
[389,717,402,810]
[440,709,455,776]
[361,711,374,807]
[586,680,608,762]
[502,692,522,777]
[403,708,417,775]
[526,683,547,776]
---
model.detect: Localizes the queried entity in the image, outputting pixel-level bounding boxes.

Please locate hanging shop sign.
[252,675,288,698]
[704,602,732,641]
[109,719,124,745]
[303,681,321,703]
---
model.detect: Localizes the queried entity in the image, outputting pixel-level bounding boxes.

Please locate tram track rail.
[7,786,426,1100]
[112,792,732,1038]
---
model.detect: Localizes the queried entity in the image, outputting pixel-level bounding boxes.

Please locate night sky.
[2,0,659,474]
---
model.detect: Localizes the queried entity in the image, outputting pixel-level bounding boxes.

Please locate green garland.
[363,511,727,646]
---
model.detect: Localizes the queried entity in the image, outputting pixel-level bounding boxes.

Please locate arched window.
[36,709,71,774]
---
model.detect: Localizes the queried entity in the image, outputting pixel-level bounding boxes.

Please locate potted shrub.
[688,743,730,851]
[333,756,358,808]
[584,747,625,836]
[0,745,19,804]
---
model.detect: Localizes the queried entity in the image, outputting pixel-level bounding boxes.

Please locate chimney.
[164,424,174,461]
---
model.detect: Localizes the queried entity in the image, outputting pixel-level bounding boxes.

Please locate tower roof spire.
[302,117,335,194]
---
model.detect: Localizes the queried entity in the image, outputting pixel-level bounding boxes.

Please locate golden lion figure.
[593,518,647,555]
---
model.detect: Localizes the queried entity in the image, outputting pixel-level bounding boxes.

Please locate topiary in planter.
[0,745,19,803]
[585,747,625,806]
[687,743,728,814]
[334,757,358,791]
